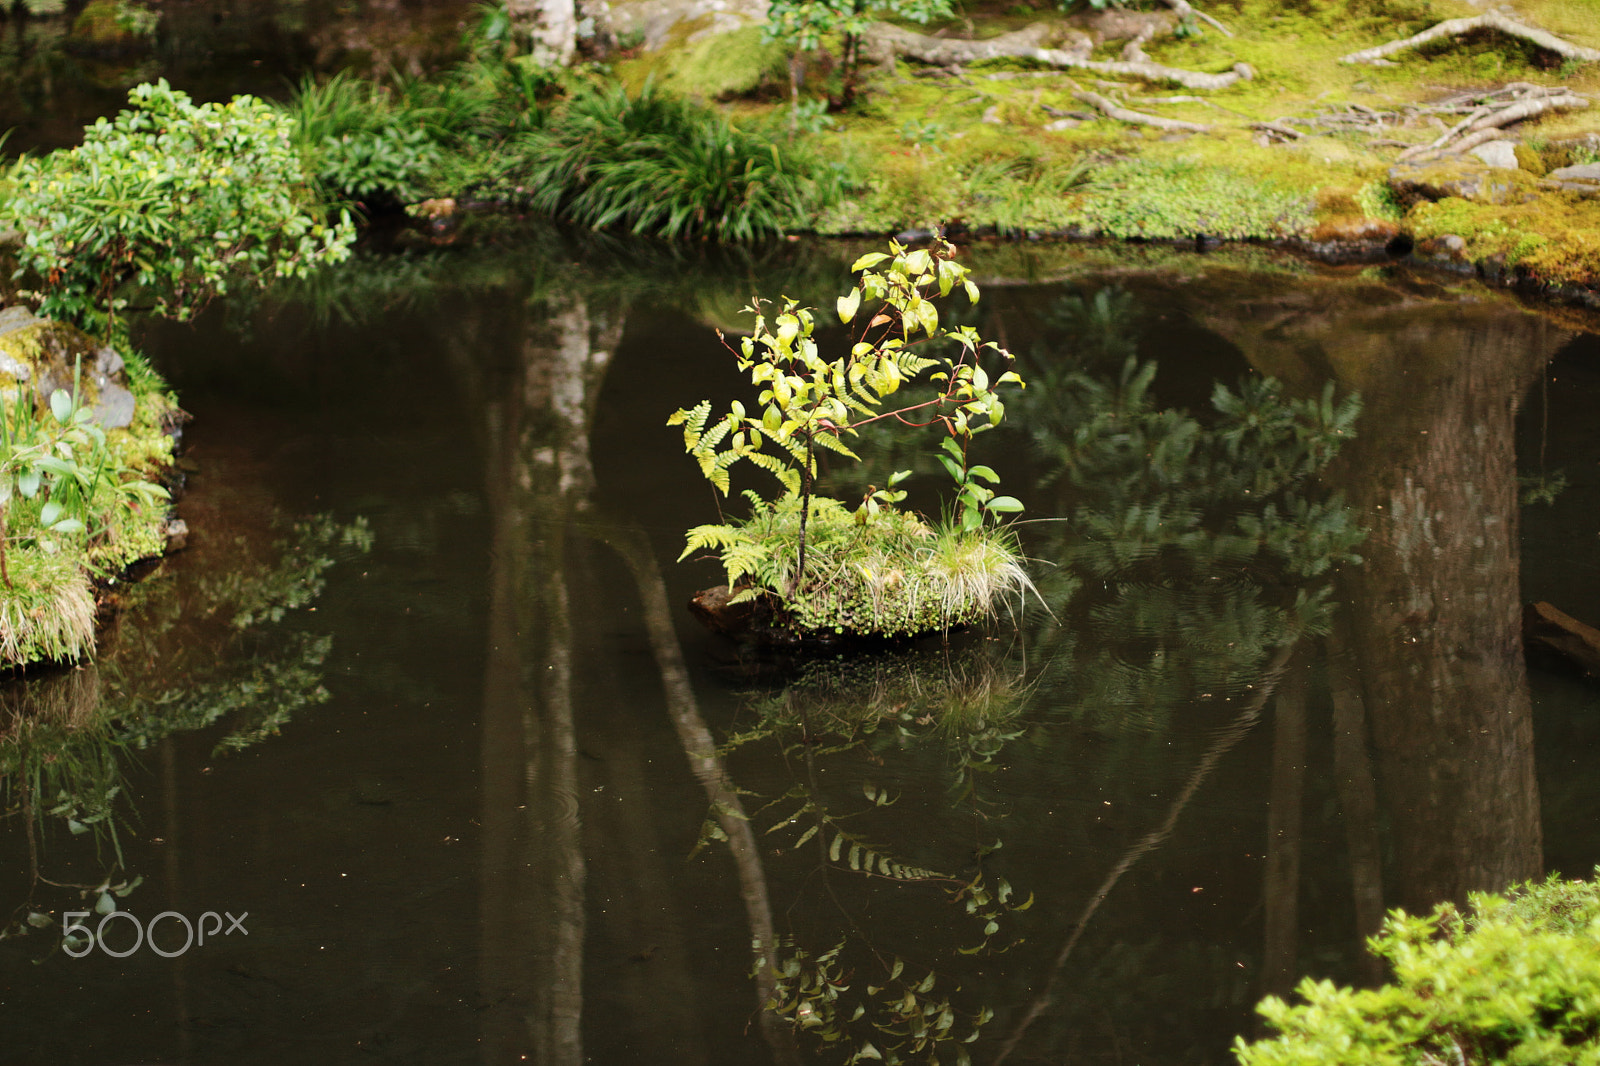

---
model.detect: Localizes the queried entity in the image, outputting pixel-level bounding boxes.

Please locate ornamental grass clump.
[671,237,1034,641]
[522,81,836,241]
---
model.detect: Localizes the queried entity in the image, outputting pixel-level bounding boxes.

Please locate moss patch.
[1408,191,1600,286]
[618,24,789,100]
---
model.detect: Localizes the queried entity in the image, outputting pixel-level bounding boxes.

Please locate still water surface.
[2,235,1598,1064]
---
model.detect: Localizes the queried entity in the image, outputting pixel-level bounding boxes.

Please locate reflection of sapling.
[669,237,1035,639]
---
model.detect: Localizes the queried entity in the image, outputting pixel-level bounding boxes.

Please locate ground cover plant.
[670,236,1033,639]
[1235,871,1600,1065]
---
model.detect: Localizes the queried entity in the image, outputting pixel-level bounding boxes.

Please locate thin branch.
[1159,0,1233,38]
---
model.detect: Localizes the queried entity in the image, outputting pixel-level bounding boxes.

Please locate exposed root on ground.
[864,21,1254,90]
[1339,10,1600,66]
[1074,89,1211,132]
[1158,0,1233,39]
[1245,83,1589,157]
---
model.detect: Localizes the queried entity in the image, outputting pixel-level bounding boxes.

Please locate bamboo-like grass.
[521,81,837,241]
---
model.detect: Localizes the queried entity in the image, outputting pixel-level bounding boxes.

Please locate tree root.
[1340,10,1600,66]
[1396,85,1589,160]
[863,21,1254,91]
[1158,0,1233,39]
[1074,90,1210,132]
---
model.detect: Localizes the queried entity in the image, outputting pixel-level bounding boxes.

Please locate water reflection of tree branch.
[994,638,1300,1064]
[588,514,799,1062]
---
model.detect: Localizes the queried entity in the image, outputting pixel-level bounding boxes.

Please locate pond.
[1,229,1599,1065]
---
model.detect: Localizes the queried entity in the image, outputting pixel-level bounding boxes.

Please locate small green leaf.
[49,390,72,423]
[837,287,862,324]
[986,496,1025,514]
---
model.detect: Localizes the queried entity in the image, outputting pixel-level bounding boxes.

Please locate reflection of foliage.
[707,648,1032,1061]
[198,514,373,629]
[1520,469,1568,507]
[758,937,995,1066]
[0,512,369,947]
[236,222,851,334]
[726,645,1030,790]
[1012,290,1365,726]
[1237,871,1600,1066]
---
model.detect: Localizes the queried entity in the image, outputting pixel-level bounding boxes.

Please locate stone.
[0,306,40,338]
[0,311,139,428]
[1416,233,1469,262]
[161,518,189,553]
[1045,118,1081,132]
[1388,161,1538,206]
[1548,162,1600,184]
[93,383,137,430]
[1469,140,1520,170]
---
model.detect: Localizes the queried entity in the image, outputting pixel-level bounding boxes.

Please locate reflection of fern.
[757,936,995,1066]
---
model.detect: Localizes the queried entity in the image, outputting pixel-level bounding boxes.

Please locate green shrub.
[4,79,355,333]
[1236,872,1600,1066]
[285,72,446,207]
[522,81,839,240]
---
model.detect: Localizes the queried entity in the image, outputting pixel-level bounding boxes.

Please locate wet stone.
[1548,163,1600,184]
[1388,160,1538,206]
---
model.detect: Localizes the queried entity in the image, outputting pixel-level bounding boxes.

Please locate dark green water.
[1,231,1598,1065]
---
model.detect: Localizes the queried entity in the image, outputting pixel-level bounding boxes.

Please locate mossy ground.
[0,318,175,669]
[611,0,1600,289]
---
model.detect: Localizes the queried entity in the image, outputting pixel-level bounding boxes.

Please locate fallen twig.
[1340,11,1600,66]
[1253,120,1305,140]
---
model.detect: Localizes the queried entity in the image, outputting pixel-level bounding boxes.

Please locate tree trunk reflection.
[1207,291,1565,914]
[471,285,790,1063]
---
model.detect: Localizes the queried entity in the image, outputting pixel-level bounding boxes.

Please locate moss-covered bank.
[301,0,1600,299]
[0,307,177,668]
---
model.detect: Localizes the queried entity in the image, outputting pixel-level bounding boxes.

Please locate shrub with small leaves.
[1235,872,1600,1066]
[4,79,355,334]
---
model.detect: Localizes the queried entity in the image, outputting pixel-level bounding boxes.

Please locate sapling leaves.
[670,237,1032,634]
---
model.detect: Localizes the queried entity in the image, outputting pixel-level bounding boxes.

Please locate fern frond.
[670,400,712,449]
[812,433,861,461]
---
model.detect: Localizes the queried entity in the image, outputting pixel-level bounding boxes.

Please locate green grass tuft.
[520,81,840,240]
[0,550,97,666]
[687,495,1033,637]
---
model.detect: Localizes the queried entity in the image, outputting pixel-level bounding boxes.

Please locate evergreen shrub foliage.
[1236,872,1600,1066]
[4,80,354,332]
